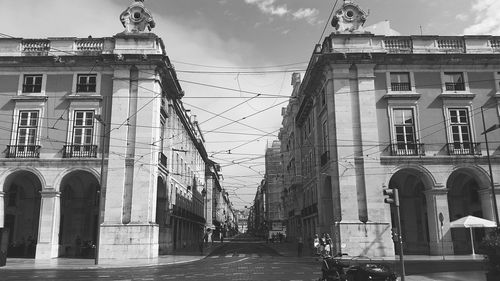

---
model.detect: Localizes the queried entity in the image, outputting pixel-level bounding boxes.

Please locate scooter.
[319,254,398,281]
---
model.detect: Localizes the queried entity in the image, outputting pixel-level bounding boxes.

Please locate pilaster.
[0,191,4,228]
[424,188,454,255]
[35,189,60,259]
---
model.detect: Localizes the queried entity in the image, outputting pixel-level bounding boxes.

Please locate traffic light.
[391,227,399,242]
[383,188,399,206]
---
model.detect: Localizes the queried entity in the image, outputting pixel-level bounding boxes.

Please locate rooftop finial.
[120,0,156,33]
[331,0,369,34]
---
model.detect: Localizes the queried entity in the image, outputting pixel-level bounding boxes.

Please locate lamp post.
[481,106,500,227]
[94,114,106,265]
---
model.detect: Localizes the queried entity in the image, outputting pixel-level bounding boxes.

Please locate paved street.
[0,236,489,281]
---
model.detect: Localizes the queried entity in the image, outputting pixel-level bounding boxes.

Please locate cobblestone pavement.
[0,238,489,281]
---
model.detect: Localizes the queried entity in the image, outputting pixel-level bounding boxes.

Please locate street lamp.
[481,106,500,227]
[94,114,106,265]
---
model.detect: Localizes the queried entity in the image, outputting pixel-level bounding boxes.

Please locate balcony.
[7,145,41,158]
[320,151,330,166]
[63,144,98,158]
[76,84,97,93]
[447,142,481,156]
[391,82,411,92]
[445,82,465,91]
[384,38,412,53]
[390,143,425,156]
[159,152,168,167]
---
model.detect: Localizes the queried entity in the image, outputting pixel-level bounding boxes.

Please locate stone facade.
[0,0,235,261]
[280,2,500,257]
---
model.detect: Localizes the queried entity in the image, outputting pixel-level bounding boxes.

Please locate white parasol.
[450,215,497,255]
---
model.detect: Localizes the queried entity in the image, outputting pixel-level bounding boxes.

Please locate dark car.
[345,262,397,281]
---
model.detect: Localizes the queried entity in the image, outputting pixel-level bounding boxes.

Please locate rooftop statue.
[120,0,156,33]
[331,0,369,34]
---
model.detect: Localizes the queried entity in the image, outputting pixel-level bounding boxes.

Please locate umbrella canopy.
[450,215,497,228]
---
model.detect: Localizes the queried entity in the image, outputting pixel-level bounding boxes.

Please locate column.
[35,189,60,259]
[0,191,4,228]
[478,186,500,222]
[424,188,454,255]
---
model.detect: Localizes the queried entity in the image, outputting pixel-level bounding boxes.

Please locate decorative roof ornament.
[120,0,156,33]
[331,0,369,34]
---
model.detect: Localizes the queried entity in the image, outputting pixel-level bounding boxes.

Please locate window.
[444,72,465,91]
[10,110,40,158]
[392,109,417,155]
[76,74,97,92]
[72,111,94,146]
[390,72,411,91]
[322,120,329,153]
[320,89,326,107]
[448,108,474,154]
[22,74,42,93]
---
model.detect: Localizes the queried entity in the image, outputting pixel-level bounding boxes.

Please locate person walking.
[297,236,304,257]
[325,234,332,256]
[313,234,320,255]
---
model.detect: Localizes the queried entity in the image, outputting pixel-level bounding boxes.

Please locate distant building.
[263,140,285,237]
[280,0,500,257]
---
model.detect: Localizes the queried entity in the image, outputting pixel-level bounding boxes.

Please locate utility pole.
[383,187,406,281]
[481,106,500,227]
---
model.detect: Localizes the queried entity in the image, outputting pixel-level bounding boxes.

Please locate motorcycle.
[319,254,397,281]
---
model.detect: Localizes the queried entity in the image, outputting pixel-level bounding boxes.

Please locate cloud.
[245,0,288,16]
[292,8,320,25]
[464,0,500,35]
[245,0,319,25]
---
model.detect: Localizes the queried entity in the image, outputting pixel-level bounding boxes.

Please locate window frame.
[441,71,469,93]
[72,73,101,95]
[446,107,474,151]
[18,74,46,95]
[388,105,421,153]
[386,71,415,93]
[389,72,412,92]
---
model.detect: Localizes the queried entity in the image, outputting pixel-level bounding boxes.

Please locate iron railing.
[63,144,98,158]
[445,82,465,91]
[447,142,481,156]
[390,143,425,156]
[7,145,41,158]
[391,82,411,91]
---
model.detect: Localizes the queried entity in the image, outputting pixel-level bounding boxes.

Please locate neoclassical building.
[0,0,222,261]
[280,0,500,256]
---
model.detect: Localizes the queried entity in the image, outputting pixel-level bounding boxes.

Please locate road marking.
[238,253,245,257]
[217,257,250,265]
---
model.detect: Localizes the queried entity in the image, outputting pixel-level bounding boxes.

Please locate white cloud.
[292,8,320,25]
[464,0,500,35]
[245,0,319,25]
[245,0,289,16]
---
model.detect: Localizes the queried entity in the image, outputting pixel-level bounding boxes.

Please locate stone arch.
[0,167,46,192]
[387,167,434,255]
[2,169,43,258]
[447,165,491,255]
[385,165,437,190]
[58,169,100,258]
[52,167,100,193]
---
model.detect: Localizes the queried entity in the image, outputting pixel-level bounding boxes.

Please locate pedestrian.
[313,234,320,255]
[203,229,209,247]
[325,234,332,256]
[320,233,326,255]
[220,232,224,244]
[297,236,303,257]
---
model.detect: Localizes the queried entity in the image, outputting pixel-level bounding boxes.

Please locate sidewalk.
[0,243,221,270]
[265,241,487,281]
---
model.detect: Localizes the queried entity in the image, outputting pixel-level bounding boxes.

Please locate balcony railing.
[7,145,41,158]
[445,82,465,91]
[437,39,465,53]
[447,142,481,156]
[63,144,98,158]
[384,39,412,53]
[320,151,330,166]
[390,143,425,156]
[391,82,411,91]
[76,84,97,93]
[159,152,168,167]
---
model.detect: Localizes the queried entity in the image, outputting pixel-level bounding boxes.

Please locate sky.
[2,0,500,210]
